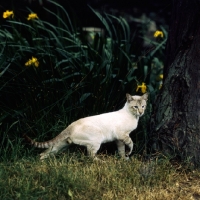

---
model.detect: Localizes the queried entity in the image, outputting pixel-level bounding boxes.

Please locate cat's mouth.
[138,113,143,117]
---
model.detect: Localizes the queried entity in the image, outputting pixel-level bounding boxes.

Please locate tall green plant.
[0,0,165,159]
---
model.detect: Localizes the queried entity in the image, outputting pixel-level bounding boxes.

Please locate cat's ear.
[142,93,148,101]
[126,93,133,102]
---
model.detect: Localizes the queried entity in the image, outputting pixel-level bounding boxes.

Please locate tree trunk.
[151,0,200,165]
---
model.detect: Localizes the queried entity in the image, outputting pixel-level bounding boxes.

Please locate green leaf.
[80,93,91,103]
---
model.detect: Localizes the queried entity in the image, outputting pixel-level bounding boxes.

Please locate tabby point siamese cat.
[25,93,148,160]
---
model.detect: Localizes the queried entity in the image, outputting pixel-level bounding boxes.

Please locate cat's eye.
[134,106,138,109]
[142,105,145,108]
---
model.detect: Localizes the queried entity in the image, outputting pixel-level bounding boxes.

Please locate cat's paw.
[126,150,132,156]
[40,154,49,160]
[124,155,130,161]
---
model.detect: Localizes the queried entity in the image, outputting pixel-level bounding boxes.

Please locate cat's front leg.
[122,136,133,156]
[116,140,129,160]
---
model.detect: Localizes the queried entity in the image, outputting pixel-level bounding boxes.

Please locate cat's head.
[126,93,148,117]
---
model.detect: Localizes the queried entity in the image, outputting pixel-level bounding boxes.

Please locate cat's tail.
[23,131,71,149]
[23,134,55,148]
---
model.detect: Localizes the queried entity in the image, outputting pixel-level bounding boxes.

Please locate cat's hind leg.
[86,143,101,160]
[40,141,69,160]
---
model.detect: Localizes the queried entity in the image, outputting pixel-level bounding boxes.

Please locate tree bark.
[151,0,200,165]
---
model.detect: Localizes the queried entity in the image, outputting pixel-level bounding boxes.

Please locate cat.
[25,93,148,160]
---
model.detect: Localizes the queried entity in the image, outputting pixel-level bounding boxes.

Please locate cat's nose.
[139,111,143,115]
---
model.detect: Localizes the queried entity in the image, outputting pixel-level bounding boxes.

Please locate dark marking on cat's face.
[127,94,148,117]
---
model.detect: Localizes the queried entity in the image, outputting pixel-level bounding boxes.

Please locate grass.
[0,154,200,200]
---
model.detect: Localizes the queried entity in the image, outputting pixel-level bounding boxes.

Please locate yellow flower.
[27,13,38,20]
[154,30,164,38]
[159,74,163,79]
[136,82,147,94]
[25,57,39,67]
[3,10,14,18]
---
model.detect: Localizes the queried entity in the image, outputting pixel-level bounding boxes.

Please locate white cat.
[25,93,148,160]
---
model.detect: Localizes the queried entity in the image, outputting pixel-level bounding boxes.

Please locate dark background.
[1,0,171,27]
